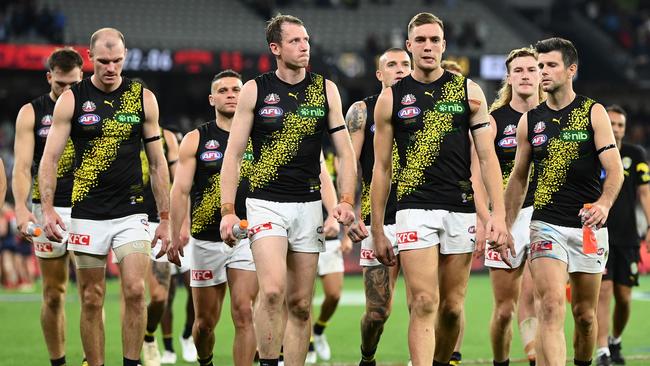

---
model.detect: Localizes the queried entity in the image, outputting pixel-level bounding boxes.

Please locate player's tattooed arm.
[345,101,367,134]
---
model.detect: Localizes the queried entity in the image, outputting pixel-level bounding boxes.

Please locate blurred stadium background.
[1,0,650,364]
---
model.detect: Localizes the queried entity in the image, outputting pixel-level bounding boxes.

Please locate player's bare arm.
[504,113,532,228]
[219,79,256,244]
[12,103,38,236]
[326,79,356,226]
[320,152,340,238]
[345,100,369,241]
[168,130,198,266]
[583,103,624,228]
[38,90,74,241]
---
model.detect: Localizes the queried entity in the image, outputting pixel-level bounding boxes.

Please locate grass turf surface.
[2,274,650,365]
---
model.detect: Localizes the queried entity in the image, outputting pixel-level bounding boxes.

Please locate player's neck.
[91,74,122,93]
[616,138,623,149]
[546,85,575,111]
[412,66,444,84]
[48,91,58,102]
[215,114,233,132]
[275,67,306,85]
[510,93,538,114]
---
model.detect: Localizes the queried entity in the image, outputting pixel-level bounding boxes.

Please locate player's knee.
[410,293,438,317]
[494,300,516,326]
[150,286,168,304]
[439,299,463,323]
[43,284,66,310]
[366,306,391,324]
[231,303,254,330]
[325,292,341,304]
[123,280,146,306]
[538,293,564,321]
[287,298,311,321]
[260,287,285,308]
[194,316,216,336]
[572,306,596,332]
[80,284,105,311]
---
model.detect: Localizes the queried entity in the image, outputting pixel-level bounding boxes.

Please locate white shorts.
[68,214,151,256]
[360,224,398,267]
[396,209,476,254]
[190,237,255,287]
[318,239,344,276]
[33,204,72,259]
[246,198,325,253]
[529,220,609,274]
[485,206,533,269]
[172,239,192,274]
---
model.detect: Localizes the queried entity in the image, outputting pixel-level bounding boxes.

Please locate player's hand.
[485,214,514,267]
[15,206,37,243]
[340,235,353,254]
[347,220,369,242]
[219,213,241,247]
[167,233,186,266]
[153,219,171,259]
[580,201,609,229]
[180,218,190,247]
[372,229,396,266]
[323,215,340,238]
[42,207,66,243]
[333,202,355,226]
[473,217,487,258]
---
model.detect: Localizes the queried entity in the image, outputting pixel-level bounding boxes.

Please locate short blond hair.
[408,12,444,36]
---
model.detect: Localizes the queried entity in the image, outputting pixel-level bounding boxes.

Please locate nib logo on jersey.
[560,130,590,142]
[115,112,141,124]
[297,106,325,118]
[435,101,465,114]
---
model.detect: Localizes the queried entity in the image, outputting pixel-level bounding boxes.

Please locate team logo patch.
[37,127,50,138]
[41,114,53,126]
[370,124,376,133]
[622,156,632,170]
[249,222,273,236]
[191,270,213,281]
[200,151,223,162]
[401,94,416,105]
[533,121,546,133]
[597,248,605,256]
[468,225,476,234]
[486,248,502,261]
[530,240,552,252]
[78,113,101,125]
[504,124,517,135]
[398,106,421,119]
[531,134,547,147]
[82,101,96,112]
[264,93,280,104]
[316,226,324,234]
[68,233,90,246]
[498,136,517,148]
[141,218,149,227]
[258,106,283,118]
[360,249,376,260]
[34,241,53,253]
[396,231,418,244]
[205,139,220,150]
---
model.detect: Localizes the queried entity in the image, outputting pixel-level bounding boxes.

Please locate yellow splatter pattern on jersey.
[32,139,75,201]
[240,139,255,180]
[140,148,150,186]
[397,74,464,200]
[249,74,325,191]
[534,98,595,209]
[72,82,143,206]
[360,141,400,222]
[191,173,220,236]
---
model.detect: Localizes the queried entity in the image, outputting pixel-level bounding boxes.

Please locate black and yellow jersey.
[248,72,328,202]
[390,72,474,212]
[69,77,146,219]
[30,93,75,207]
[528,95,602,228]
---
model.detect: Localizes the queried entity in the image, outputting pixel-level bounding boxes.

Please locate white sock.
[597,347,611,357]
[610,336,622,345]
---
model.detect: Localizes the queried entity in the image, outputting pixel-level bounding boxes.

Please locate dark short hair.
[534,37,578,67]
[407,12,444,36]
[606,104,627,118]
[212,69,242,84]
[265,14,304,45]
[47,48,83,72]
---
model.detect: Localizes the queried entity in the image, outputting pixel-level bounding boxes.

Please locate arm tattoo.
[363,265,392,315]
[345,101,367,133]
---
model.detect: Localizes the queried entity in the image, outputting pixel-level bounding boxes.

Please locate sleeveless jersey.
[141,127,168,223]
[390,72,474,212]
[528,95,601,228]
[248,72,329,202]
[491,104,535,207]
[69,77,146,220]
[359,95,398,226]
[30,93,75,207]
[190,121,251,241]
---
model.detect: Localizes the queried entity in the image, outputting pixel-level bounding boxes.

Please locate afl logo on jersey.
[259,106,283,118]
[398,106,421,119]
[78,114,101,125]
[200,151,223,162]
[498,136,517,148]
[37,126,50,138]
[82,101,96,112]
[534,121,546,133]
[504,124,516,136]
[531,134,547,147]
[264,93,280,105]
[41,114,53,126]
[205,139,220,150]
[401,94,416,105]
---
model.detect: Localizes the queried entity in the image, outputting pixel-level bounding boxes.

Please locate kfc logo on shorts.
[530,240,552,253]
[34,241,53,252]
[504,124,516,136]
[360,249,376,260]
[396,231,418,244]
[264,93,280,105]
[401,94,416,105]
[82,101,96,112]
[68,233,90,246]
[191,270,213,281]
[249,222,273,236]
[533,121,546,133]
[41,114,53,126]
[486,248,502,261]
[205,139,220,150]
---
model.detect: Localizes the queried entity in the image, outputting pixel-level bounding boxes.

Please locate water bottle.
[26,222,42,237]
[232,220,249,239]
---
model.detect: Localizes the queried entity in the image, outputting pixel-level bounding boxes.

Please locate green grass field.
[2,274,650,365]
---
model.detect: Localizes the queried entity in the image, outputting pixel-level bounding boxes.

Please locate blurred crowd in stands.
[0,0,65,43]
